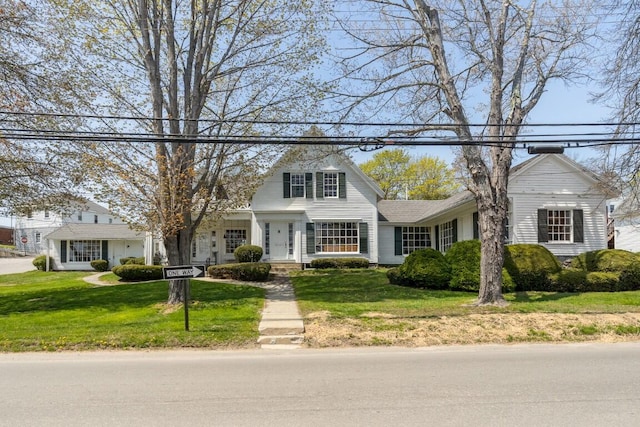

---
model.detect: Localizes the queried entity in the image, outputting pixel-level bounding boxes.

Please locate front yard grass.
[292,269,640,347]
[0,271,264,352]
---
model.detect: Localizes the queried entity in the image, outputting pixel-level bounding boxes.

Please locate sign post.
[162,265,205,331]
[21,236,27,256]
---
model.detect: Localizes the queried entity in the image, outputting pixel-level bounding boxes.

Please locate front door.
[270,222,290,260]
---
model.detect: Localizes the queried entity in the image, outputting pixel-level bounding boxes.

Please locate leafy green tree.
[360,148,458,200]
[405,156,458,200]
[359,149,411,199]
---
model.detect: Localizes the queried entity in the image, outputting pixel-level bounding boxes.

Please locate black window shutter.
[473,212,479,239]
[394,227,402,256]
[359,223,368,254]
[339,172,347,199]
[306,223,316,254]
[452,219,458,243]
[537,209,549,242]
[283,173,291,198]
[316,172,323,199]
[573,210,584,243]
[101,240,108,261]
[60,240,67,263]
[435,225,440,251]
[305,173,313,199]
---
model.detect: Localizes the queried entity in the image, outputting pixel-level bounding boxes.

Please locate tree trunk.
[475,205,508,306]
[165,226,192,305]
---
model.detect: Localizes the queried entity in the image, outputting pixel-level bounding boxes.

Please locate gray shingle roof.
[45,224,145,240]
[378,191,475,223]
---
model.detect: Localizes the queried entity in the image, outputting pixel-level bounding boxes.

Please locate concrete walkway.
[84,272,305,349]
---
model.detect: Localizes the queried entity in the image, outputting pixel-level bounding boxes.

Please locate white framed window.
[35,232,41,244]
[77,212,83,221]
[225,229,246,254]
[323,173,338,198]
[69,240,101,262]
[402,226,431,255]
[315,222,358,253]
[439,221,455,253]
[548,209,572,242]
[290,173,305,198]
[265,223,270,255]
[44,209,50,219]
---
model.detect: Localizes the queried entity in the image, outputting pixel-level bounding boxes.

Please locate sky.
[0,81,610,230]
[349,79,609,167]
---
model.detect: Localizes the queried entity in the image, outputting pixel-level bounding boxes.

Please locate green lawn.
[0,271,265,352]
[291,269,640,318]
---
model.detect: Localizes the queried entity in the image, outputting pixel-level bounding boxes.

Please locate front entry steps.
[257,274,305,349]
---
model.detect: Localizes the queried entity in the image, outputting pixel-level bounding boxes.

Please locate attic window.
[291,173,305,197]
[323,173,338,198]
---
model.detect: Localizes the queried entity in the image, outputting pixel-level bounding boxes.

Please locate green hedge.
[32,255,53,271]
[443,240,515,292]
[111,264,164,281]
[120,257,145,265]
[208,262,271,281]
[234,245,263,263]
[310,258,370,269]
[571,249,639,272]
[90,259,109,272]
[504,244,561,291]
[619,262,640,291]
[394,248,451,289]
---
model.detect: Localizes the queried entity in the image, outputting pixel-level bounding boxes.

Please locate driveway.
[0,256,36,274]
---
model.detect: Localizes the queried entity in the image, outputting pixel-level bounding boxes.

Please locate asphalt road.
[0,343,638,426]
[0,256,36,274]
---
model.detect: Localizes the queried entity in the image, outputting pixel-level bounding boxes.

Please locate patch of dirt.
[303,312,640,348]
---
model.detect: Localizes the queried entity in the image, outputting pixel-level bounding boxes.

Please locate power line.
[1,110,637,129]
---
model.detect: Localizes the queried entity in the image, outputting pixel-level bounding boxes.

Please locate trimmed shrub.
[208,262,271,281]
[571,249,639,272]
[111,264,164,281]
[234,245,263,263]
[310,258,370,269]
[445,240,516,293]
[445,240,481,292]
[583,272,619,292]
[32,255,53,271]
[386,267,402,285]
[619,262,640,291]
[90,259,109,272]
[120,257,145,265]
[502,269,516,293]
[549,268,587,292]
[549,269,621,292]
[395,248,451,289]
[504,244,561,291]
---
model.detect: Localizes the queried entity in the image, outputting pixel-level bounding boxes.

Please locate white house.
[244,151,608,266]
[14,200,145,270]
[19,151,610,270]
[608,196,640,252]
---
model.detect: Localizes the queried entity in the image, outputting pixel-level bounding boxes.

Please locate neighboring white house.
[14,200,145,270]
[608,197,640,252]
[18,152,611,269]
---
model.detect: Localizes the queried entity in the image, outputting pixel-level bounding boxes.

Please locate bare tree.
[57,0,328,304]
[335,0,597,305]
[0,0,88,214]
[595,1,640,220]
